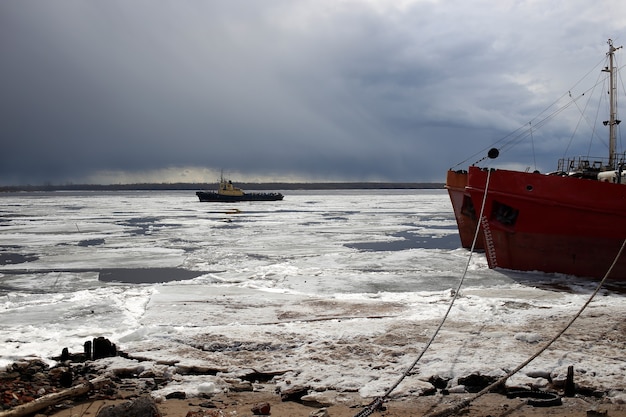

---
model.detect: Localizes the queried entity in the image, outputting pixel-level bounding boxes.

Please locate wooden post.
[564,365,576,397]
[84,340,92,360]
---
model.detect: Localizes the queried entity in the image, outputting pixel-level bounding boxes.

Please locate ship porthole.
[526,185,533,191]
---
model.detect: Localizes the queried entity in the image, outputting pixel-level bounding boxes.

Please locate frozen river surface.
[0,189,624,400]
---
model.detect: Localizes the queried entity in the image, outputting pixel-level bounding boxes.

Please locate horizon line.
[1,181,445,192]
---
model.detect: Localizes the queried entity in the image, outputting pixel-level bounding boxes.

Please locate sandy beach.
[49,389,626,417]
[1,341,624,417]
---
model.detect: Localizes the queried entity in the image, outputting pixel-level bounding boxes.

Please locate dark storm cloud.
[2,0,626,185]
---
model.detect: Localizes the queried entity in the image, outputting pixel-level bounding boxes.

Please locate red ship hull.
[445,170,484,250]
[466,166,626,280]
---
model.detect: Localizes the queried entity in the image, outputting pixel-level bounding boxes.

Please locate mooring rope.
[352,169,493,417]
[423,238,626,417]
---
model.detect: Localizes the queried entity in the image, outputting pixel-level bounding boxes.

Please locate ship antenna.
[603,38,622,168]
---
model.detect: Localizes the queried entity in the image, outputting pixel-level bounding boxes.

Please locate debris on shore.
[1,337,623,417]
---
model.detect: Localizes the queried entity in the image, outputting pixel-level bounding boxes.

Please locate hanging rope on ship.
[352,169,494,417]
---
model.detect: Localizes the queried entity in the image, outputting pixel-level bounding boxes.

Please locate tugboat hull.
[196,191,283,202]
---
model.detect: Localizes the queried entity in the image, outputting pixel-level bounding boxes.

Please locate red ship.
[446,39,626,281]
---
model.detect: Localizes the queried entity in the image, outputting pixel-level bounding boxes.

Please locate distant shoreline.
[0,182,445,192]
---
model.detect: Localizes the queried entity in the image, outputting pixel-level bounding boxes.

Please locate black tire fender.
[506,390,562,407]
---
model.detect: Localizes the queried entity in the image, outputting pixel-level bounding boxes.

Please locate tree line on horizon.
[0,181,445,192]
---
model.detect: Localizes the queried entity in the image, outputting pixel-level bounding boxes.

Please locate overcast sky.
[2,0,626,185]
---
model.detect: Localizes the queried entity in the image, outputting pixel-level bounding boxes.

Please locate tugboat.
[196,175,284,202]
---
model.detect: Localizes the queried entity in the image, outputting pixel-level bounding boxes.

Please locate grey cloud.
[2,0,625,185]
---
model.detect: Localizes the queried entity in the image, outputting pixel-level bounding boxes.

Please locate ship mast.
[603,38,622,168]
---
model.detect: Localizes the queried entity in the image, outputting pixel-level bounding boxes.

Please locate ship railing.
[557,153,626,173]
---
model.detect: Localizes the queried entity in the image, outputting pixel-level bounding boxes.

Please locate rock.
[457,373,498,393]
[165,391,187,399]
[11,359,49,376]
[96,395,161,417]
[310,409,329,417]
[280,386,308,403]
[428,374,450,390]
[59,369,73,388]
[586,409,608,417]
[525,370,552,381]
[421,385,438,396]
[447,385,467,394]
[139,369,156,378]
[111,365,145,378]
[175,365,221,375]
[251,401,271,415]
[229,380,253,392]
[301,392,336,408]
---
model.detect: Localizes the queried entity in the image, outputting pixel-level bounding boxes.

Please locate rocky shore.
[1,338,625,417]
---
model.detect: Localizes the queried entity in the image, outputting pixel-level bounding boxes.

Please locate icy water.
[0,189,624,399]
